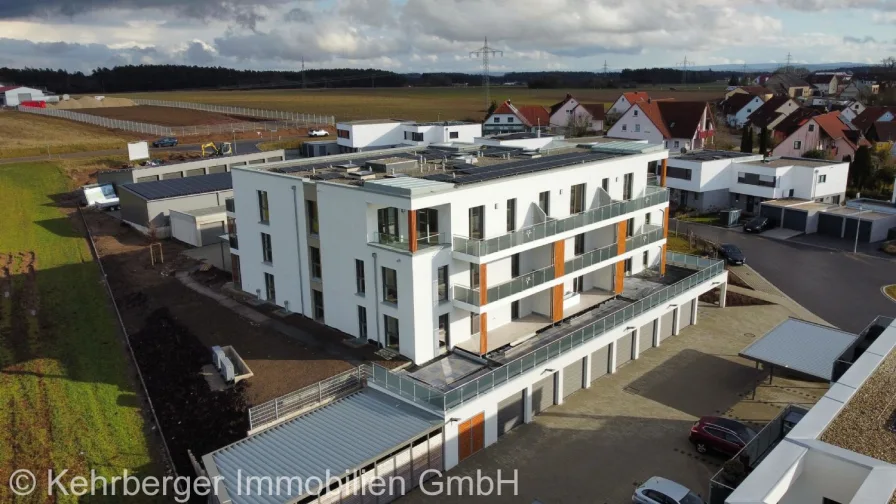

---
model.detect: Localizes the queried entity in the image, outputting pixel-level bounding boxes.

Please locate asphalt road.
[672,219,896,333]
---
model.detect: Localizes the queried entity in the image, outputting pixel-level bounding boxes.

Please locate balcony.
[452,186,668,258]
[453,226,665,308]
[368,232,451,253]
[225,197,235,213]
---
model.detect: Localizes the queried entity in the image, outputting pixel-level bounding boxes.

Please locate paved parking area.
[403,301,829,503]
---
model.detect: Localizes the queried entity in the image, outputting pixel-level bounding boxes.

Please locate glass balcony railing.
[455,227,665,307]
[225,197,235,213]
[371,253,725,411]
[453,186,668,257]
[368,232,450,252]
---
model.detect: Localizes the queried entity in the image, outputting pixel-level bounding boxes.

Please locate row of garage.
[495,302,692,436]
[759,199,896,243]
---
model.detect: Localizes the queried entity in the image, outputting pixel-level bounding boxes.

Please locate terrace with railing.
[368,252,726,413]
[368,232,452,253]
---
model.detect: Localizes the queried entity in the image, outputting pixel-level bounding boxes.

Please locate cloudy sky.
[0,0,894,73]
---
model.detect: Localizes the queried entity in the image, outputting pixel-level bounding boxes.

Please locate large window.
[264,272,276,302]
[382,267,398,304]
[355,259,366,294]
[306,200,319,235]
[337,129,350,139]
[312,289,324,321]
[409,132,424,142]
[506,198,516,232]
[310,246,321,279]
[570,183,586,214]
[377,207,399,239]
[471,313,480,335]
[384,315,400,350]
[623,173,634,200]
[626,218,634,238]
[449,131,459,139]
[511,253,520,277]
[737,172,778,188]
[416,208,439,244]
[438,314,450,345]
[601,177,610,193]
[261,232,273,263]
[667,167,693,180]
[573,276,584,293]
[538,191,551,215]
[257,190,270,223]
[358,306,368,340]
[469,206,484,239]
[470,264,480,289]
[437,266,449,302]
[574,233,585,255]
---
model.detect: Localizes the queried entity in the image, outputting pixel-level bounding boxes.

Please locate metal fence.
[248,366,368,432]
[16,105,329,137]
[132,99,335,126]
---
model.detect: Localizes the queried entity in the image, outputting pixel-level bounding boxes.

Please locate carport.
[739,318,857,383]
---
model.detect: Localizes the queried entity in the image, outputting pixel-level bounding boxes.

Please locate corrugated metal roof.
[205,388,442,504]
[739,318,857,380]
[120,172,232,201]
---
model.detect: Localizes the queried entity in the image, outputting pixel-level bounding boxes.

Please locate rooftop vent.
[335,163,361,173]
[348,170,376,180]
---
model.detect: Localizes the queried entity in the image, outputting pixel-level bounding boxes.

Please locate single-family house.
[772,111,865,161]
[606,99,714,151]
[849,106,896,135]
[839,80,879,100]
[868,121,896,157]
[764,73,813,99]
[749,96,801,135]
[606,91,650,116]
[724,85,774,101]
[482,100,551,135]
[720,93,765,128]
[547,94,606,132]
[807,73,840,96]
[838,101,866,123]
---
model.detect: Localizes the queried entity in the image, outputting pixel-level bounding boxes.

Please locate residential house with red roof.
[547,94,605,132]
[483,99,550,135]
[772,111,867,160]
[606,91,651,116]
[748,96,801,135]
[605,99,715,151]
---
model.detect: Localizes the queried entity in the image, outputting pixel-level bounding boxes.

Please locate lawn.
[884,284,896,301]
[0,111,140,159]
[0,162,160,502]
[121,85,726,122]
[666,233,701,255]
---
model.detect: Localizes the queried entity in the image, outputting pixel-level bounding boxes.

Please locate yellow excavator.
[201,142,233,157]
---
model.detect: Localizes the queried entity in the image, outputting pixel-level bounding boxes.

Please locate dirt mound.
[51,96,135,110]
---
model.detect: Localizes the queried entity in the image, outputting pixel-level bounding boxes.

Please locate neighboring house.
[764,73,813,99]
[838,80,879,100]
[849,106,896,135]
[807,73,839,96]
[772,111,865,161]
[335,119,482,152]
[606,100,715,151]
[606,91,650,116]
[720,93,765,128]
[0,86,46,107]
[868,121,896,157]
[749,96,801,135]
[838,100,866,123]
[772,107,820,142]
[483,100,550,135]
[547,94,606,132]
[724,85,774,101]
[665,151,848,213]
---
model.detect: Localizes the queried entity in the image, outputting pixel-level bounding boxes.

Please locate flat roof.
[673,150,762,162]
[761,198,835,211]
[338,119,408,125]
[177,205,226,218]
[739,318,858,380]
[120,172,232,201]
[741,157,841,169]
[821,207,896,221]
[205,387,442,504]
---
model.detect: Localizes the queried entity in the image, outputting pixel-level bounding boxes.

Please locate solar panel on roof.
[121,172,232,200]
[422,151,622,186]
[313,172,342,180]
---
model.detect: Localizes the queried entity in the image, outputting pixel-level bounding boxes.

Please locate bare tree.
[882,56,896,69]
[566,113,591,137]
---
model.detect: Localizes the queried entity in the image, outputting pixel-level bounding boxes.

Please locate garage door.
[136,175,159,183]
[759,204,781,227]
[679,300,695,330]
[199,221,225,246]
[859,221,872,243]
[590,346,610,382]
[818,213,843,238]
[562,359,585,398]
[660,310,675,341]
[639,322,654,353]
[782,209,808,232]
[161,172,182,180]
[208,165,227,174]
[497,392,524,436]
[844,218,859,242]
[616,332,634,367]
[532,375,554,415]
[185,168,205,177]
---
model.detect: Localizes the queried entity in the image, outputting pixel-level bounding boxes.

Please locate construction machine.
[201,142,233,157]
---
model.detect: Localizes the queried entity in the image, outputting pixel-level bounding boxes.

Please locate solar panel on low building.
[120,172,232,201]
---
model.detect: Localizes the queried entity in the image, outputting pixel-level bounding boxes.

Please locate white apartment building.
[334,119,482,152]
[665,151,849,213]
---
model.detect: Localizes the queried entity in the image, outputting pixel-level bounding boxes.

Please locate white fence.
[132,99,335,126]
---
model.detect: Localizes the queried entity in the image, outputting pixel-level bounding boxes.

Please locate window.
[410,132,424,142]
[789,189,795,197]
[626,217,634,238]
[793,140,802,149]
[438,314,450,344]
[377,207,399,239]
[570,183,586,214]
[506,198,516,232]
[667,166,693,180]
[634,124,641,133]
[312,289,324,321]
[261,232,273,263]
[437,266,449,301]
[416,208,439,245]
[818,174,827,183]
[337,129,350,139]
[493,117,500,123]
[470,264,480,289]
[645,213,651,225]
[257,190,270,223]
[623,173,634,200]
[738,172,778,188]
[808,124,815,132]
[693,192,700,201]
[355,259,366,294]
[264,272,276,302]
[832,195,840,204]
[382,267,398,304]
[601,177,609,193]
[622,124,627,131]
[468,205,484,239]
[357,306,368,340]
[383,315,399,350]
[310,246,321,279]
[633,109,639,117]
[643,250,649,268]
[573,276,584,293]
[511,253,520,277]
[538,191,551,215]
[306,200,318,235]
[471,313,480,335]
[507,117,514,123]
[574,234,585,255]
[449,131,459,139]
[624,258,632,276]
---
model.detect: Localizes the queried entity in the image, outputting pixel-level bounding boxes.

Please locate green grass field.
[0,162,159,502]
[122,85,726,122]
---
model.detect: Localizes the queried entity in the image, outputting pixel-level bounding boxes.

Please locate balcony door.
[416,208,439,245]
[469,206,484,239]
[377,207,399,239]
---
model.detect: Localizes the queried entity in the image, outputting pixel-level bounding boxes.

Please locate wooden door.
[457,412,485,462]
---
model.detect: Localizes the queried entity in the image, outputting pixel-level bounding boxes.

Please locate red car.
[689,416,757,456]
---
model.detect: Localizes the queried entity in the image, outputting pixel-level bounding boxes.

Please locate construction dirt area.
[55,198,406,476]
[76,105,266,127]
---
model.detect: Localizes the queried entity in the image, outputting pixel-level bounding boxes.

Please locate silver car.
[633,476,705,504]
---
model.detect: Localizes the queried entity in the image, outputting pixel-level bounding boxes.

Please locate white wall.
[337,122,405,149]
[606,104,665,144]
[732,96,765,128]
[779,450,874,504]
[607,96,632,116]
[170,211,199,246]
[4,87,45,106]
[549,97,579,127]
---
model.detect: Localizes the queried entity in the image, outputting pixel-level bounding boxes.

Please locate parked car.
[743,217,770,234]
[717,244,745,265]
[152,137,178,148]
[633,477,704,504]
[308,129,329,137]
[689,416,757,456]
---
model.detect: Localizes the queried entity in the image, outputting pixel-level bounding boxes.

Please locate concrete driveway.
[402,302,828,504]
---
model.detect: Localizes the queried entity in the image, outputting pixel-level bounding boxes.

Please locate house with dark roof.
[772,111,867,161]
[868,121,896,157]
[807,73,841,96]
[849,106,896,135]
[606,91,651,116]
[483,99,550,135]
[719,93,765,127]
[724,85,774,102]
[839,100,867,124]
[749,96,801,135]
[606,99,715,151]
[772,108,820,142]
[547,94,606,132]
[764,73,813,99]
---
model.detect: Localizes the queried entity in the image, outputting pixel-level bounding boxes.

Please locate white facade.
[606,104,665,144]
[728,96,765,128]
[1,86,45,107]
[335,120,482,151]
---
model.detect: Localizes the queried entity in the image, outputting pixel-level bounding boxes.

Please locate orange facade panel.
[479,316,488,355]
[408,211,418,253]
[660,244,667,275]
[552,284,564,322]
[553,240,565,278]
[660,158,668,187]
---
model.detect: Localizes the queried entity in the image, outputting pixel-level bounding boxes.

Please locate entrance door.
[457,412,485,462]
[511,300,520,320]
